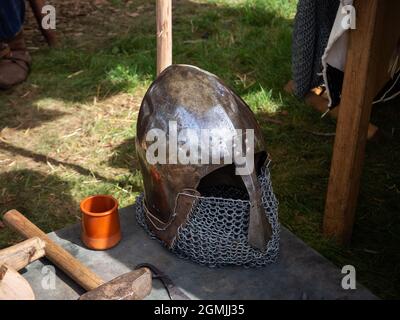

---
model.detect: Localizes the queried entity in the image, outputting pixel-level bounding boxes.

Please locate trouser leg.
[0,0,26,41]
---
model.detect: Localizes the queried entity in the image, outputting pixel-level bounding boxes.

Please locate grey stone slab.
[22,205,376,300]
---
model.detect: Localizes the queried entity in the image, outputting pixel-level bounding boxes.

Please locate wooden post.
[323,0,400,244]
[156,0,172,76]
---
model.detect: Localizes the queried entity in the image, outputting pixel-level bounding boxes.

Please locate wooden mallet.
[0,237,46,300]
[2,210,152,300]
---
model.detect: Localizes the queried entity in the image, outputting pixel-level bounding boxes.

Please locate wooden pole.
[156,0,172,76]
[323,0,400,244]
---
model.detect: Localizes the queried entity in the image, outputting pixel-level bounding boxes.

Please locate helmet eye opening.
[195,151,267,201]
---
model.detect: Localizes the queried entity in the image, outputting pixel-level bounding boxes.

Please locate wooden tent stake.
[156,0,172,76]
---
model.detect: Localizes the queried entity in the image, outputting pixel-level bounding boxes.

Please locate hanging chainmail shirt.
[292,0,340,97]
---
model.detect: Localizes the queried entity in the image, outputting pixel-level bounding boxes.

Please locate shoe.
[0,30,31,90]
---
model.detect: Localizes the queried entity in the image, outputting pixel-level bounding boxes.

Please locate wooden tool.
[0,265,35,300]
[3,210,152,300]
[0,237,45,271]
[0,238,46,300]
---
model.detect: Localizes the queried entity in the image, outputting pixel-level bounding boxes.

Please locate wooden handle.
[0,237,45,271]
[156,0,172,75]
[2,210,104,291]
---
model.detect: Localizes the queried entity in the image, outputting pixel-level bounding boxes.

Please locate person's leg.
[0,0,26,41]
[0,0,31,90]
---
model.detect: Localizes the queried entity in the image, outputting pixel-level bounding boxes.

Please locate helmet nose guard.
[241,170,272,251]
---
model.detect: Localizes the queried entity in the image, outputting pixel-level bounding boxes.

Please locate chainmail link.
[136,166,280,268]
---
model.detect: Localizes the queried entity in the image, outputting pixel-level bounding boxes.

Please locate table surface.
[22,205,376,300]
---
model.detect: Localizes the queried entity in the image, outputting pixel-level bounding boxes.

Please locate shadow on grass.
[0,140,143,193]
[0,96,68,132]
[107,137,138,174]
[0,169,78,249]
[0,141,115,184]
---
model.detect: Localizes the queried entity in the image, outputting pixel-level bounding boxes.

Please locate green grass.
[0,0,399,299]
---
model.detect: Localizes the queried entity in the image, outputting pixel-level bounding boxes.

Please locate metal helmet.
[136,65,280,267]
